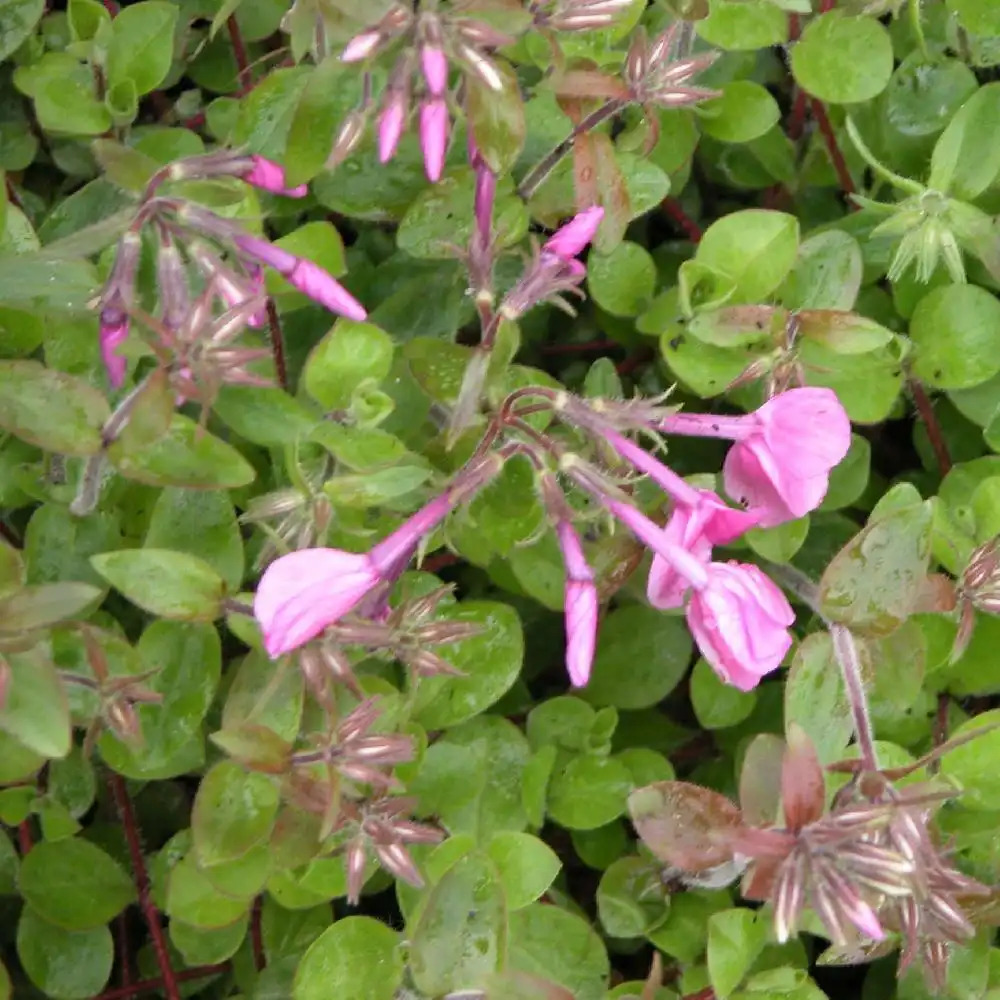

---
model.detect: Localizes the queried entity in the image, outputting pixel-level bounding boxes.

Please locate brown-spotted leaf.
[628,781,742,872]
[549,70,630,101]
[687,305,784,349]
[592,132,630,253]
[781,723,824,831]
[467,62,526,175]
[739,733,785,827]
[819,501,933,636]
[796,310,894,355]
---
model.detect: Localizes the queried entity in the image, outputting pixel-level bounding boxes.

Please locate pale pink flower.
[421,45,449,96]
[544,206,605,260]
[661,388,852,527]
[99,312,129,388]
[647,491,758,610]
[687,562,794,691]
[234,235,367,322]
[242,155,308,198]
[555,520,598,687]
[378,97,407,163]
[419,98,449,181]
[255,548,382,657]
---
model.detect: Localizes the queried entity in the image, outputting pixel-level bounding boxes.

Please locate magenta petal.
[342,31,381,62]
[565,579,598,687]
[287,258,367,321]
[543,206,604,259]
[100,316,129,389]
[378,101,406,163]
[254,548,381,657]
[723,441,795,528]
[419,98,449,182]
[421,46,449,96]
[244,155,308,197]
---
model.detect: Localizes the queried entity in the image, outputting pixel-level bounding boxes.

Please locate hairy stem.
[829,624,879,771]
[811,99,855,199]
[94,964,229,1000]
[266,298,288,390]
[227,15,252,92]
[909,376,952,475]
[108,774,180,1000]
[517,100,625,202]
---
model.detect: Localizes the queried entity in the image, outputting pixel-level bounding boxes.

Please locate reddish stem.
[810,98,855,199]
[266,298,288,390]
[94,964,229,1000]
[787,89,809,142]
[251,896,266,972]
[422,552,461,573]
[117,914,133,989]
[909,377,952,475]
[108,773,180,1000]
[819,0,836,10]
[615,347,655,378]
[227,15,253,92]
[661,198,702,242]
[17,820,32,855]
[540,338,620,356]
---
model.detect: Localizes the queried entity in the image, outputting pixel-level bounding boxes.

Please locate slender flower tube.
[98,230,142,388]
[378,95,407,163]
[419,98,449,181]
[660,388,851,527]
[255,454,502,656]
[99,314,129,389]
[544,206,605,259]
[555,520,599,687]
[234,234,367,321]
[242,155,308,198]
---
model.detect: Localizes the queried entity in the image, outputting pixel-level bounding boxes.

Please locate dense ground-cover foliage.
[3,0,1000,997]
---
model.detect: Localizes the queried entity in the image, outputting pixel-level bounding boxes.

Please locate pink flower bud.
[556,520,598,687]
[378,96,407,164]
[287,258,367,322]
[99,310,129,388]
[543,206,604,259]
[342,30,382,62]
[419,98,449,182]
[420,45,449,96]
[686,562,794,691]
[243,155,308,197]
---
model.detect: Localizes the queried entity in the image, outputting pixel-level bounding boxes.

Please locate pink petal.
[419,98,449,182]
[243,155,308,198]
[100,316,129,388]
[378,100,406,164]
[254,548,380,657]
[287,258,367,321]
[723,441,795,528]
[565,578,598,687]
[543,206,604,260]
[758,387,852,478]
[421,46,449,96]
[342,31,381,62]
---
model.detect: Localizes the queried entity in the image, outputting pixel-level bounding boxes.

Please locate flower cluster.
[97,151,365,392]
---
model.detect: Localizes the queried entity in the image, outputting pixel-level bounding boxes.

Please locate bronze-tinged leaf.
[739,733,785,827]
[781,724,824,831]
[466,62,526,175]
[592,132,630,252]
[549,70,631,101]
[796,309,894,354]
[628,781,742,872]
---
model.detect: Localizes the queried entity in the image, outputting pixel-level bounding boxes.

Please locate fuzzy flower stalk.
[254,451,504,657]
[96,151,365,391]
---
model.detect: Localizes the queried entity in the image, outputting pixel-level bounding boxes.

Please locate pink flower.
[556,521,598,687]
[647,491,758,609]
[242,155,308,198]
[419,98,449,182]
[378,97,407,164]
[100,311,129,388]
[661,388,852,528]
[255,548,382,657]
[234,235,367,322]
[543,206,605,260]
[421,45,449,96]
[686,562,794,691]
[342,30,381,62]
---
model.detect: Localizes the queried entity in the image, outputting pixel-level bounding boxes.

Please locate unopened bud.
[455,43,503,91]
[374,840,423,887]
[404,648,465,677]
[326,110,367,169]
[345,838,368,904]
[453,19,515,49]
[106,700,143,746]
[412,619,486,645]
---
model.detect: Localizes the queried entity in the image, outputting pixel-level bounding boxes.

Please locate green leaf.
[929,82,1000,199]
[696,0,787,51]
[708,909,767,999]
[93,620,221,774]
[145,488,244,592]
[691,657,758,730]
[486,831,561,911]
[0,0,44,61]
[0,361,108,456]
[909,284,1000,390]
[165,854,251,927]
[695,210,799,303]
[581,606,692,710]
[0,582,100,633]
[547,754,633,830]
[108,414,256,488]
[105,1,179,95]
[213,384,321,446]
[939,709,1000,810]
[947,0,1000,34]
[293,917,403,1000]
[284,57,362,187]
[193,760,280,867]
[91,549,225,620]
[171,913,249,966]
[781,231,863,312]
[596,856,669,938]
[791,12,893,104]
[411,600,524,730]
[0,645,71,759]
[784,632,853,765]
[818,502,933,635]
[467,64,526,175]
[587,241,657,318]
[745,516,809,565]
[16,908,113,1000]
[19,838,135,930]
[303,319,394,410]
[221,649,303,742]
[508,903,609,1000]
[699,81,780,144]
[410,852,507,995]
